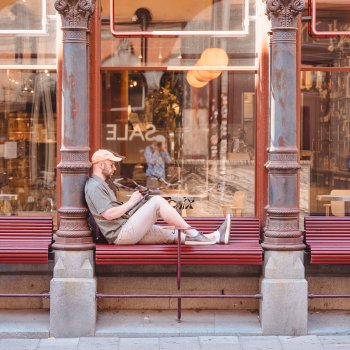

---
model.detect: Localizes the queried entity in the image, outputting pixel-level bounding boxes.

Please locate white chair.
[221,190,246,216]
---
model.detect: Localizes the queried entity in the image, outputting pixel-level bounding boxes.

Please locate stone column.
[50,0,96,337]
[260,0,308,335]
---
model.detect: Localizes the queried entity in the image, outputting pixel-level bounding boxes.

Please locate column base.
[260,251,308,335]
[49,250,96,337]
[50,277,97,337]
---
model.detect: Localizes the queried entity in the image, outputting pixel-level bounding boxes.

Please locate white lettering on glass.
[105,124,158,141]
[145,124,157,141]
[118,124,128,141]
[106,124,117,140]
[129,124,145,141]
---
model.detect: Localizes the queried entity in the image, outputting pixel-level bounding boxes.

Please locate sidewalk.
[0,310,350,349]
[1,335,350,349]
[1,309,349,339]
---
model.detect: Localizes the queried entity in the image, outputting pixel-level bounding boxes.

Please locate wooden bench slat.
[305,216,350,265]
[95,217,262,265]
[0,216,53,264]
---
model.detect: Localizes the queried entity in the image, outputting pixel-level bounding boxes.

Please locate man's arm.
[161,150,172,164]
[144,145,159,165]
[101,191,143,220]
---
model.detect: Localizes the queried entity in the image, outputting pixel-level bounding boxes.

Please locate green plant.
[148,81,179,131]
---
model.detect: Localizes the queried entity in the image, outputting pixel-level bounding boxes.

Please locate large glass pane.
[0,0,57,66]
[0,0,44,32]
[101,0,257,67]
[301,3,350,68]
[311,0,350,36]
[101,69,256,216]
[110,0,249,35]
[0,69,57,220]
[300,70,350,217]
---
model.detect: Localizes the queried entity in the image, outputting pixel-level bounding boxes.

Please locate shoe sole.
[185,240,216,245]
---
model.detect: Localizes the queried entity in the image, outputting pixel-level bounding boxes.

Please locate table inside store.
[0,194,18,214]
[317,194,350,216]
[159,189,209,216]
[118,188,209,216]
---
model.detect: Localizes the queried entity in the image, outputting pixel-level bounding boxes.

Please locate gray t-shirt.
[85,174,127,244]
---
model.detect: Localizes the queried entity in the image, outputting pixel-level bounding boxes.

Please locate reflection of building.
[0,0,350,339]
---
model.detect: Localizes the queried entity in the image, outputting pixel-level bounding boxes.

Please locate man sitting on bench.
[85,149,231,246]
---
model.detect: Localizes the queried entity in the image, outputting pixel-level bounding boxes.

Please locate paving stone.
[239,336,283,350]
[0,339,40,350]
[159,336,200,350]
[318,336,350,345]
[199,335,240,344]
[322,345,350,350]
[199,335,241,350]
[119,337,159,350]
[78,337,119,350]
[278,335,323,350]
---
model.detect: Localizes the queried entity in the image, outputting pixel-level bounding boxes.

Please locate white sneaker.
[217,214,231,244]
[185,233,216,245]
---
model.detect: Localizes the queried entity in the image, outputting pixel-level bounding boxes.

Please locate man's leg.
[115,196,186,244]
[116,196,214,245]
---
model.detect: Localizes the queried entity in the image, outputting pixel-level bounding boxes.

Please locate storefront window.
[110,0,250,36]
[301,3,350,69]
[101,0,257,68]
[301,69,350,217]
[0,0,57,221]
[300,4,350,219]
[101,69,256,216]
[0,0,57,66]
[309,0,350,37]
[100,0,259,217]
[0,70,57,216]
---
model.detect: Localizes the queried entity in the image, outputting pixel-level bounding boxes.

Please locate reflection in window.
[301,5,350,68]
[101,0,257,68]
[0,70,57,217]
[0,0,57,65]
[101,70,256,216]
[110,0,250,36]
[300,4,350,221]
[310,0,350,37]
[301,70,350,217]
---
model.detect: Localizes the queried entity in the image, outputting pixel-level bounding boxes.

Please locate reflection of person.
[85,149,231,246]
[144,135,171,181]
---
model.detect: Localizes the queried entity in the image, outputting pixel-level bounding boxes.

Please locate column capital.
[55,0,95,29]
[264,0,304,28]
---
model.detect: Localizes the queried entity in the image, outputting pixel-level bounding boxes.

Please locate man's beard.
[102,165,113,178]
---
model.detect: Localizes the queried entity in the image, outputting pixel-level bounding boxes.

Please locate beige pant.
[114,196,178,245]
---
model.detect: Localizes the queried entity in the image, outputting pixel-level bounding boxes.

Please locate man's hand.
[101,191,143,220]
[128,190,143,204]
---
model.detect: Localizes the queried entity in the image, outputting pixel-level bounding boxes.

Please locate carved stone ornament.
[55,0,95,29]
[265,0,304,27]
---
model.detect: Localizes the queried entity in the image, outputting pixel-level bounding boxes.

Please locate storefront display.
[0,0,58,223]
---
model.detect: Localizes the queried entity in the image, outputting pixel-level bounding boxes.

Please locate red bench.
[95,216,262,265]
[0,216,53,264]
[304,216,350,264]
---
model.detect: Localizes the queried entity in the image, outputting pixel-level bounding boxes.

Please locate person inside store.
[144,134,172,189]
[85,149,231,246]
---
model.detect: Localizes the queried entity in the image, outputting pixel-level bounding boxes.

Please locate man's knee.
[148,195,167,206]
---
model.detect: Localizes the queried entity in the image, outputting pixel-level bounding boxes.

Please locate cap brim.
[110,155,124,162]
